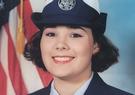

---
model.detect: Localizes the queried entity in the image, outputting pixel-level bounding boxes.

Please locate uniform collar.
[50,72,94,95]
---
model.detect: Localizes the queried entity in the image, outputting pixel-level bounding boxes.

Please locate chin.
[51,72,71,79]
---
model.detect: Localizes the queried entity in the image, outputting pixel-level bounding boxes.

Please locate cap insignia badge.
[58,0,76,11]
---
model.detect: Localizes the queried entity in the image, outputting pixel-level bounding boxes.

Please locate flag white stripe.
[8,7,18,46]
[7,3,44,93]
[0,27,15,95]
[19,55,44,93]
[29,0,51,12]
[0,1,52,94]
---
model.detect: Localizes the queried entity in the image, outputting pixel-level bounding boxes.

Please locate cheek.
[40,38,51,63]
[40,39,46,63]
[40,36,54,53]
[72,39,94,57]
[71,41,93,72]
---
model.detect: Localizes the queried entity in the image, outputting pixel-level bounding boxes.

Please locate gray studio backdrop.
[99,0,135,94]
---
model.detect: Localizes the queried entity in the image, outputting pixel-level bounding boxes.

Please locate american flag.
[0,0,52,95]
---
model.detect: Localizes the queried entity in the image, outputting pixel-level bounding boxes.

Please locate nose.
[55,40,69,51]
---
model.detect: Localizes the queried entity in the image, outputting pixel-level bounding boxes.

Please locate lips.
[52,56,75,64]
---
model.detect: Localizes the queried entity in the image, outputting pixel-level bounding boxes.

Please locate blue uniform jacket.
[29,72,133,95]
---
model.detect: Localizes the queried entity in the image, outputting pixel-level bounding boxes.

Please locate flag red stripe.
[37,68,52,87]
[23,0,39,40]
[4,24,28,95]
[0,63,7,95]
[24,0,52,87]
[0,1,53,94]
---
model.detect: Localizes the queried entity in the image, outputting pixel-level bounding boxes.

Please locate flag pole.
[16,0,25,54]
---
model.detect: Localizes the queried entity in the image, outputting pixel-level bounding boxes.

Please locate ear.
[92,42,100,55]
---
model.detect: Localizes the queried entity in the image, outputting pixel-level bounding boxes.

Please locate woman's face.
[40,26,99,80]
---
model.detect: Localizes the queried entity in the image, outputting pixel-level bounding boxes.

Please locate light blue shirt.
[50,72,93,95]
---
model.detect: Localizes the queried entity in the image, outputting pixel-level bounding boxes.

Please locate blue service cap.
[32,0,107,34]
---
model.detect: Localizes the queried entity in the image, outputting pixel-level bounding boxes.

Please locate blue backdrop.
[99,0,135,94]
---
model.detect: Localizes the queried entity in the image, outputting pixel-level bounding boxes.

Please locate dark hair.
[24,28,119,72]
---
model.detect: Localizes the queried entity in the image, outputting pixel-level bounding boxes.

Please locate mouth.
[52,56,75,64]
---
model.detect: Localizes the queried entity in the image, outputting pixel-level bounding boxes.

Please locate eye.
[71,33,83,38]
[45,32,56,37]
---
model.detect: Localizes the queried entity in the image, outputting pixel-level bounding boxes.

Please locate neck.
[53,71,92,95]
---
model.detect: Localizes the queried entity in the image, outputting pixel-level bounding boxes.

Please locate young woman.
[24,0,133,95]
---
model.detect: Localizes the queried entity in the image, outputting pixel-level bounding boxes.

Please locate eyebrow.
[67,26,88,33]
[79,27,88,33]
